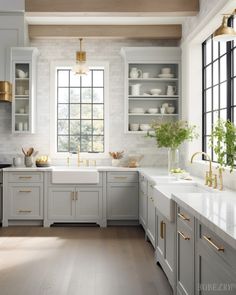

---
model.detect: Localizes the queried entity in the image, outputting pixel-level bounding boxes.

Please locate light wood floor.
[0,226,173,295]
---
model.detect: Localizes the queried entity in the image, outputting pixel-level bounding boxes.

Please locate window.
[50,62,109,157]
[202,20,236,162]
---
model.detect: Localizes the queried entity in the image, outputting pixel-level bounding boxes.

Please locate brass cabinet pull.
[71,191,75,201]
[19,176,32,179]
[178,212,190,221]
[160,221,165,239]
[178,231,190,240]
[114,176,127,179]
[75,191,78,200]
[203,235,224,252]
[19,190,32,193]
[18,210,32,213]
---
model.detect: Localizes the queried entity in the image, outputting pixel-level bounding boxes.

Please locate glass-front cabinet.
[10,48,39,134]
[121,47,181,134]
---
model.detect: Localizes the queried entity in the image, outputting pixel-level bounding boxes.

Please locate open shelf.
[129,78,178,81]
[129,113,178,116]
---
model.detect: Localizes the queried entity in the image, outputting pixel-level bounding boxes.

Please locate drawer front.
[8,172,43,183]
[107,172,138,183]
[9,185,43,219]
[198,222,236,271]
[177,206,194,230]
[139,174,147,194]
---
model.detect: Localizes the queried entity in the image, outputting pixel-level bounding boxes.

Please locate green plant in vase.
[210,119,236,189]
[147,120,198,172]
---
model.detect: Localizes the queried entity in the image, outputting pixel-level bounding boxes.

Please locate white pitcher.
[130,68,142,78]
[167,85,176,96]
[131,84,141,96]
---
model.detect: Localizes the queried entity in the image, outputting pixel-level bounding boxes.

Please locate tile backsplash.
[0,38,178,166]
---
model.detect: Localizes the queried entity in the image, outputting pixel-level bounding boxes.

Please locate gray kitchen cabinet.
[177,211,194,295]
[107,182,138,219]
[48,187,75,220]
[48,186,103,224]
[156,209,175,289]
[75,187,102,222]
[139,174,148,229]
[107,172,139,220]
[195,221,236,295]
[3,171,44,225]
[146,181,156,247]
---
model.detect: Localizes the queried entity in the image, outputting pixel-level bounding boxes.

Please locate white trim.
[49,59,109,159]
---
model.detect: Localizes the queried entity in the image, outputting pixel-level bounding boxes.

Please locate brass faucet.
[190,151,215,187]
[77,145,84,167]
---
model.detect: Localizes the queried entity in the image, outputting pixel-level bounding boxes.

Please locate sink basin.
[154,183,213,222]
[52,167,99,184]
[152,176,178,184]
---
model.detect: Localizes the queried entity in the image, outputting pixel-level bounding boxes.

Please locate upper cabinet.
[10,47,39,134]
[121,47,181,134]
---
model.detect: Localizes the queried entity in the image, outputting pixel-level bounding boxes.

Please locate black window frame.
[56,68,105,153]
[202,17,236,163]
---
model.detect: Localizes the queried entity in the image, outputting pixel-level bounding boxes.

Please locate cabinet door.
[165,217,175,283]
[147,194,156,247]
[75,187,102,221]
[48,187,75,220]
[9,184,43,219]
[177,222,194,295]
[107,183,138,219]
[156,210,165,258]
[139,189,147,229]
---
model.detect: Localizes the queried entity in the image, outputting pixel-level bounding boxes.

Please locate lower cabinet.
[156,209,175,289]
[8,184,43,219]
[107,182,138,219]
[176,217,194,295]
[107,172,139,220]
[139,174,148,229]
[48,186,103,224]
[146,181,156,247]
[195,222,236,295]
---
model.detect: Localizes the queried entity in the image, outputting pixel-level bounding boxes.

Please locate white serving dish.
[147,108,158,114]
[130,108,145,114]
[158,73,174,78]
[150,88,162,95]
[16,69,28,78]
[140,124,151,131]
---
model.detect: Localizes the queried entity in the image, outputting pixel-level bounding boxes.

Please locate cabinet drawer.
[139,175,147,194]
[177,206,194,230]
[107,172,138,183]
[8,172,43,183]
[198,222,236,271]
[9,185,43,219]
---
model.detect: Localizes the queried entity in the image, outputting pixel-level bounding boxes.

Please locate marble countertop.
[172,190,236,250]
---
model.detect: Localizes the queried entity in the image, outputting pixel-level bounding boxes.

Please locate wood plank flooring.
[0,226,173,295]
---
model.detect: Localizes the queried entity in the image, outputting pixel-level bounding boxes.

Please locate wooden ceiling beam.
[28,24,182,39]
[25,0,199,16]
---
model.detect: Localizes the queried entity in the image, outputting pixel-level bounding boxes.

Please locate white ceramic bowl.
[161,67,171,74]
[130,124,139,131]
[148,108,158,114]
[166,107,175,114]
[140,124,151,131]
[150,88,162,95]
[130,108,144,113]
[16,69,28,78]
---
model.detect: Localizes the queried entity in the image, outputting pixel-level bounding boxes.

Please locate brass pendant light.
[73,38,89,75]
[0,81,12,102]
[213,13,236,42]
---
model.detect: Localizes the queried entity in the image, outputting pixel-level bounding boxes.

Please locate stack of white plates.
[130,108,145,114]
[158,74,174,78]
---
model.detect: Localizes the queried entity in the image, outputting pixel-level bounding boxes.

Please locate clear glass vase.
[168,148,179,173]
